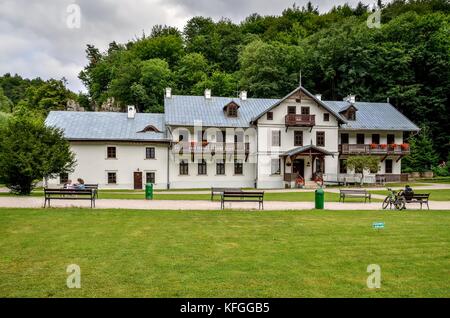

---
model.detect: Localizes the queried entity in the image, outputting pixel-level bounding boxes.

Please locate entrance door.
[133,172,143,190]
[292,159,304,177]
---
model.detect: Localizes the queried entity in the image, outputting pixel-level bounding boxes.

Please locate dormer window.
[223,101,240,118]
[138,125,161,133]
[339,104,358,121]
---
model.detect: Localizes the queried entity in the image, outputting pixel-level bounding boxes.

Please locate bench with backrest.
[211,187,242,201]
[44,188,96,208]
[221,191,264,210]
[339,189,371,203]
[84,184,99,198]
[402,192,430,210]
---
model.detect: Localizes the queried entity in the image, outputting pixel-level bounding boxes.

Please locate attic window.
[339,105,357,121]
[223,101,240,118]
[347,108,356,120]
[138,125,161,133]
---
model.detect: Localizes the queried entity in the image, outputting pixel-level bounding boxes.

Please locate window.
[179,160,189,175]
[341,133,349,144]
[234,160,243,175]
[107,146,116,159]
[107,172,117,184]
[316,131,325,147]
[301,107,310,115]
[227,104,238,117]
[198,159,207,175]
[323,113,329,121]
[372,134,380,144]
[316,159,325,173]
[387,134,395,144]
[234,131,244,143]
[216,161,225,175]
[356,134,365,145]
[145,147,155,159]
[272,130,281,147]
[339,159,347,174]
[294,131,303,146]
[347,109,356,120]
[146,172,155,184]
[267,112,273,120]
[271,159,281,175]
[288,106,296,114]
[59,173,69,184]
[385,159,393,173]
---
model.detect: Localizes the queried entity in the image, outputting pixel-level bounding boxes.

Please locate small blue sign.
[372,222,385,229]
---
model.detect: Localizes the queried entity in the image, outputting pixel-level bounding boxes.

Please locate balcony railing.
[285,114,315,127]
[339,144,410,155]
[173,142,249,155]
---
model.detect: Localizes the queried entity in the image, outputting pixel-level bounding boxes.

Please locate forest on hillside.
[0,0,449,166]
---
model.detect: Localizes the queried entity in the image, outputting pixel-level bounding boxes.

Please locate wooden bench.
[84,184,99,198]
[403,193,430,210]
[221,191,264,210]
[44,188,96,208]
[339,189,371,203]
[211,187,242,201]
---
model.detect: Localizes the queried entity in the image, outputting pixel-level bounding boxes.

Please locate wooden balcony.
[173,142,249,155]
[339,144,410,155]
[285,114,315,127]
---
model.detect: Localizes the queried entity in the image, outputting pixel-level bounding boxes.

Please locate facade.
[45,86,419,189]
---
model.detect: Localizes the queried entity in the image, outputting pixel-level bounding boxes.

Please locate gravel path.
[0,196,448,210]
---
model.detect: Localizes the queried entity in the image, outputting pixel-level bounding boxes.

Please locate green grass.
[418,177,450,184]
[0,208,449,297]
[0,190,381,202]
[370,189,450,201]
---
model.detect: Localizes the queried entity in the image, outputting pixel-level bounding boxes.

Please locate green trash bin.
[315,188,324,209]
[145,183,153,200]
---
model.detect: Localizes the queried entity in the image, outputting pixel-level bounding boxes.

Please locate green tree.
[174,53,209,94]
[403,126,439,172]
[0,88,13,112]
[139,59,173,113]
[0,112,76,194]
[346,156,380,185]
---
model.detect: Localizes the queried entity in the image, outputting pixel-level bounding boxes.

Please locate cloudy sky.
[0,0,376,92]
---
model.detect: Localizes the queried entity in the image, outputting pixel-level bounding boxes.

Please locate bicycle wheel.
[396,197,406,210]
[382,197,390,209]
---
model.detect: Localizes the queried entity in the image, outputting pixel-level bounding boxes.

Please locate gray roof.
[45,111,169,142]
[251,86,346,124]
[323,101,420,131]
[165,95,279,127]
[281,145,334,157]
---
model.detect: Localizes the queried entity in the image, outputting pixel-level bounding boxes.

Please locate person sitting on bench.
[63,179,74,189]
[403,185,414,200]
[75,178,86,190]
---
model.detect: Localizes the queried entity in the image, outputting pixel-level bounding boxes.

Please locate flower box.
[380,144,387,149]
[370,144,378,149]
[401,143,409,150]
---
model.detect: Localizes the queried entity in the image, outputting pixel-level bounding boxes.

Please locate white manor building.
[45,86,419,189]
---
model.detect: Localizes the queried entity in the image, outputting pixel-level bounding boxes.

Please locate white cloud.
[0,0,375,92]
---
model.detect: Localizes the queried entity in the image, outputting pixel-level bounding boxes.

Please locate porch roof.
[280,145,334,158]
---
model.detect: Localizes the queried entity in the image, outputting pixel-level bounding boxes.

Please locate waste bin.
[145,183,153,200]
[315,188,324,209]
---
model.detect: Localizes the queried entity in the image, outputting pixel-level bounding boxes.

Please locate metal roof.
[322,101,420,131]
[164,95,278,127]
[280,145,334,157]
[45,111,169,142]
[251,86,347,124]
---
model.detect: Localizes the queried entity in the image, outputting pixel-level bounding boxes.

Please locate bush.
[0,113,76,194]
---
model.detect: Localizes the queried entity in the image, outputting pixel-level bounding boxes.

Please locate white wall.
[48,142,169,189]
[256,95,339,188]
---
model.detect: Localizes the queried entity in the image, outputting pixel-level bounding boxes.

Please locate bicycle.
[382,188,405,210]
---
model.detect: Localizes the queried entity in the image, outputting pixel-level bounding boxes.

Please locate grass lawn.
[0,190,381,202]
[370,189,450,201]
[0,208,449,297]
